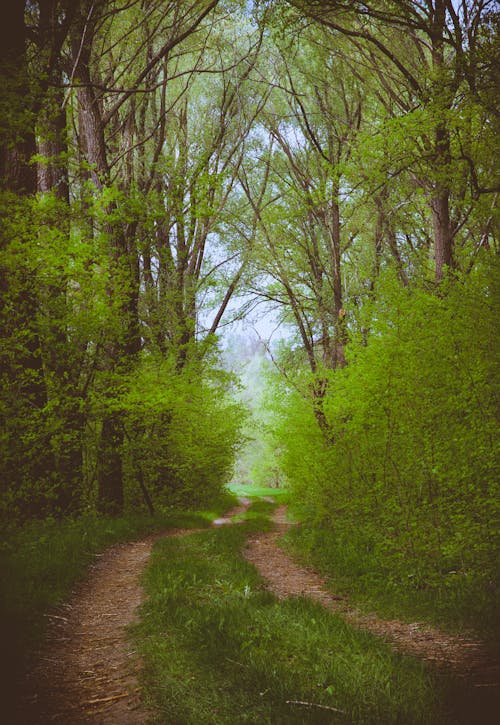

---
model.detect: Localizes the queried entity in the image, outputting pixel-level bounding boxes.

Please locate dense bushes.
[120,356,246,510]
[275,262,499,631]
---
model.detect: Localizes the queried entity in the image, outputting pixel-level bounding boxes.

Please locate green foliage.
[0,175,245,522]
[2,0,497,528]
[276,262,500,633]
[134,514,454,724]
[0,189,111,521]
[120,354,247,509]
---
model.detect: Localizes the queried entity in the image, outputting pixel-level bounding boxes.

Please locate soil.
[16,499,499,723]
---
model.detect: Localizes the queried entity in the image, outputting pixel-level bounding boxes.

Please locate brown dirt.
[212,496,252,525]
[244,505,500,686]
[17,499,251,725]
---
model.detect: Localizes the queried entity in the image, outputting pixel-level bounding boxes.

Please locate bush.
[276,261,500,632]
[120,354,247,509]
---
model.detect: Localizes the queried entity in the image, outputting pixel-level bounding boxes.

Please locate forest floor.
[17,498,499,723]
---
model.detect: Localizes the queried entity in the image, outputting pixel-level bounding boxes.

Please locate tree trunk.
[37,74,85,513]
[0,2,56,516]
[0,3,36,193]
[430,0,454,281]
[431,188,453,280]
[328,190,347,369]
[37,94,69,201]
[97,414,125,514]
[72,16,140,514]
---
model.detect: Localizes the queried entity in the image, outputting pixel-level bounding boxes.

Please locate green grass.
[228,482,290,503]
[0,489,236,717]
[133,510,460,724]
[283,523,500,641]
[239,498,277,519]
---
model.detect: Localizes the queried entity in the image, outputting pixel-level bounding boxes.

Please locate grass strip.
[134,511,456,724]
[227,483,290,503]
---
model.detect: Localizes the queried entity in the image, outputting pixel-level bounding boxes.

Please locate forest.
[0,1,499,723]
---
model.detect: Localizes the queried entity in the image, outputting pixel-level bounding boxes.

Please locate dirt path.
[17,498,498,723]
[244,505,500,686]
[18,499,251,725]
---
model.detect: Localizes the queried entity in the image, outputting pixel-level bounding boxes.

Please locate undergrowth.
[271,267,499,645]
[134,510,456,724]
[283,523,500,641]
[0,489,235,715]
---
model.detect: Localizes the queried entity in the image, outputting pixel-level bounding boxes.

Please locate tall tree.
[284,0,499,280]
[65,0,253,511]
[0,2,59,516]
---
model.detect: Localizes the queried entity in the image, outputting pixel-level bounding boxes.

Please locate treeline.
[0,1,258,524]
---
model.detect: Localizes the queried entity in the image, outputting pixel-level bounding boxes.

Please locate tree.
[65,0,230,512]
[1,0,497,527]
[284,0,499,280]
[135,15,268,368]
[1,0,256,519]
[0,1,74,517]
[236,27,367,433]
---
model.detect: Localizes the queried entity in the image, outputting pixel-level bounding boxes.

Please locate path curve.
[18,499,251,724]
[244,505,500,685]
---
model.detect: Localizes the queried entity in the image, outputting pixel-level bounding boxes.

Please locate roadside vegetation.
[264,265,500,640]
